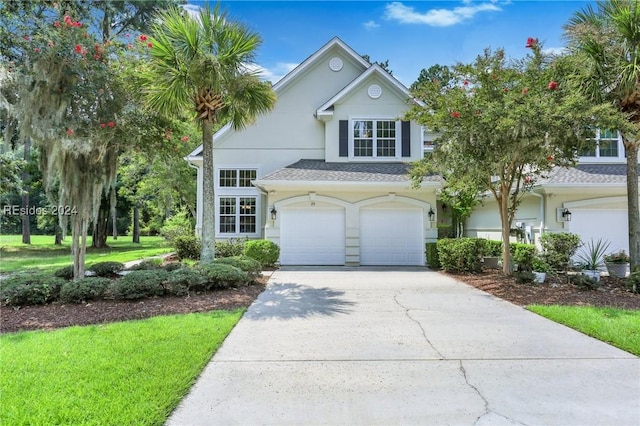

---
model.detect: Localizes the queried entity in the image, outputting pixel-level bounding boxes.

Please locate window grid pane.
[239,170,256,187]
[239,197,256,233]
[599,139,618,157]
[219,197,236,233]
[219,170,237,187]
[354,139,373,157]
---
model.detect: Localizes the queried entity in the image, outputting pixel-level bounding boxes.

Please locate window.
[581,129,621,159]
[353,119,397,158]
[218,169,256,187]
[219,196,257,234]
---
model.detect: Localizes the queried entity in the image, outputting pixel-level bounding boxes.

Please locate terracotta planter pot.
[606,262,629,279]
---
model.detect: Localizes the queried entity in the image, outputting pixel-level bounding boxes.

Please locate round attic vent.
[329,57,343,71]
[368,84,382,99]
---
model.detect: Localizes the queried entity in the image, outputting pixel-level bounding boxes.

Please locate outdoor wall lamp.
[428,208,435,221]
[270,206,277,220]
[561,208,572,222]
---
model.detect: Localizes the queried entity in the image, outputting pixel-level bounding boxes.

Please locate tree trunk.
[499,190,513,275]
[92,207,109,248]
[111,186,118,240]
[625,141,639,271]
[132,206,140,243]
[200,119,216,263]
[54,224,62,245]
[21,137,31,244]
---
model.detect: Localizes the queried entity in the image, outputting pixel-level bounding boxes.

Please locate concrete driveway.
[167,267,640,426]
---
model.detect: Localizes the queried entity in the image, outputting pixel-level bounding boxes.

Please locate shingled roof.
[259,159,441,183]
[543,164,633,185]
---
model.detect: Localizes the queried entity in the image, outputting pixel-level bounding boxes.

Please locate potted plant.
[576,238,610,282]
[531,256,551,284]
[604,250,630,278]
[482,240,502,269]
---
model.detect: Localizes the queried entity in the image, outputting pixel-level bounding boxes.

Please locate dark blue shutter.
[401,121,411,157]
[339,120,348,157]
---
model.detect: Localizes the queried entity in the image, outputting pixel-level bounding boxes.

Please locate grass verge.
[0,235,171,273]
[528,305,640,356]
[0,309,243,425]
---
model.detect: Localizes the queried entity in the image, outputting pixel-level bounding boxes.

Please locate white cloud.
[246,62,299,84]
[363,20,380,30]
[181,4,201,20]
[542,46,566,56]
[384,1,501,27]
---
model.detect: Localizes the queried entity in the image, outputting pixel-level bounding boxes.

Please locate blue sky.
[188,1,593,87]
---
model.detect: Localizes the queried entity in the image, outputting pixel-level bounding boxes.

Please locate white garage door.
[568,209,629,254]
[280,207,345,265]
[360,208,424,266]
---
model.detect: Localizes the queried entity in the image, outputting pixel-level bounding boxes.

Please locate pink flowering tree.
[0,2,174,278]
[407,39,623,274]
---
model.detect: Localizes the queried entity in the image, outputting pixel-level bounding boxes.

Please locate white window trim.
[349,116,402,161]
[579,130,625,163]
[215,195,261,238]
[214,164,261,238]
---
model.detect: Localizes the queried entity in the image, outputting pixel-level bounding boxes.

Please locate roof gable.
[186,37,371,160]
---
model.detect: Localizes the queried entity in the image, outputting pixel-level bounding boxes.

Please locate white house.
[187,37,639,265]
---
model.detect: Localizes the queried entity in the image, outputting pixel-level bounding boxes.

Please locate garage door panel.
[280,207,345,265]
[360,208,424,266]
[569,209,628,255]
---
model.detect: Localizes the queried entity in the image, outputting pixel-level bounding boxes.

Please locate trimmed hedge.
[215,238,246,258]
[54,265,75,280]
[437,238,485,273]
[1,273,65,306]
[198,263,248,290]
[59,277,112,303]
[112,270,169,300]
[540,232,581,271]
[89,261,124,277]
[243,240,279,267]
[216,256,262,282]
[165,267,207,294]
[174,235,201,260]
[510,243,536,271]
[425,242,440,269]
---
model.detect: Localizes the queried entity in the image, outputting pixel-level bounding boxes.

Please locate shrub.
[198,263,248,290]
[54,265,75,280]
[162,262,183,272]
[425,242,440,269]
[540,232,581,271]
[112,270,168,300]
[165,267,207,294]
[531,256,552,273]
[514,270,535,284]
[215,238,247,258]
[159,209,194,243]
[484,240,503,257]
[243,239,280,267]
[128,258,163,271]
[174,234,201,260]
[571,273,599,290]
[1,273,65,306]
[89,261,124,277]
[216,256,262,282]
[59,278,112,303]
[627,272,640,294]
[510,243,536,271]
[437,238,484,273]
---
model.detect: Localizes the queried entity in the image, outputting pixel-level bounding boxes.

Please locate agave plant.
[576,238,611,270]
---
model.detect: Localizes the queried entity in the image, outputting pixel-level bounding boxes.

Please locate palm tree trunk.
[626,141,639,271]
[200,119,216,263]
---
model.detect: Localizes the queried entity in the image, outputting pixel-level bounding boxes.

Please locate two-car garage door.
[279,205,424,266]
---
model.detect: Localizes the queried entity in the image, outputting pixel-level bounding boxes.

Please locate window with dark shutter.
[401,121,411,157]
[339,120,348,157]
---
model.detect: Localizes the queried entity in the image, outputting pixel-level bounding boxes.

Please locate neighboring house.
[187,37,640,265]
[465,129,639,254]
[186,37,439,266]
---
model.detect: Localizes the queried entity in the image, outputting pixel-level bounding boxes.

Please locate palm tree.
[142,4,276,263]
[565,0,640,271]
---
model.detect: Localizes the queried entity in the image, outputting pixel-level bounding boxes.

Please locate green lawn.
[0,235,171,273]
[0,310,244,425]
[528,305,640,356]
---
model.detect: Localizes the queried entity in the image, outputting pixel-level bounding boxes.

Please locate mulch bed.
[450,270,640,310]
[1,269,638,334]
